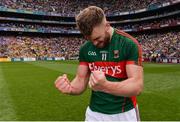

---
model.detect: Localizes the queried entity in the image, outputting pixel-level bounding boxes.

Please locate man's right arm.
[55,64,90,95]
[70,64,90,95]
[55,43,90,95]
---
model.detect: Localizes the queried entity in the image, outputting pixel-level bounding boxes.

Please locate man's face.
[87,22,110,48]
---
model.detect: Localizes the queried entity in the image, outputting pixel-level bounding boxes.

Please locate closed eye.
[93,37,101,41]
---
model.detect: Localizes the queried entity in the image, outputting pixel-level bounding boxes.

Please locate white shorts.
[85,106,140,121]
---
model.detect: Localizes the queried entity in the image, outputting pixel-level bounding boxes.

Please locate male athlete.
[55,6,143,121]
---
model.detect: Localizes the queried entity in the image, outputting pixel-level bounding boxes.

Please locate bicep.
[76,64,90,83]
[70,64,90,94]
[71,64,90,88]
[126,64,144,95]
[126,64,143,83]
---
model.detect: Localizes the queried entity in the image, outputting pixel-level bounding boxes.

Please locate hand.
[89,71,107,91]
[55,74,72,94]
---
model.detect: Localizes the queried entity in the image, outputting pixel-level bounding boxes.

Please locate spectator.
[0,0,174,16]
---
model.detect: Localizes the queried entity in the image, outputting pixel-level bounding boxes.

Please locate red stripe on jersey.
[122,97,126,112]
[115,29,143,66]
[79,62,88,66]
[131,96,137,107]
[126,61,135,65]
[88,61,127,79]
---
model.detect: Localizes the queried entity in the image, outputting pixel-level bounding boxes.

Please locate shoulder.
[114,29,142,54]
[115,29,140,46]
[80,41,93,52]
[115,29,142,66]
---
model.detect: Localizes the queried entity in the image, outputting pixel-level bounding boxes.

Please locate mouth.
[96,42,104,48]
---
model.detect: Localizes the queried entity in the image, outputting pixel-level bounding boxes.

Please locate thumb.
[63,74,67,78]
[63,74,70,83]
[92,71,99,78]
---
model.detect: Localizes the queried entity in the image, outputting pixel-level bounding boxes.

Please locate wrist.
[101,79,110,93]
[69,86,82,95]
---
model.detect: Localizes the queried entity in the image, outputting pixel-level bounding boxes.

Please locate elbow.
[130,79,143,96]
[126,83,143,97]
[135,82,144,96]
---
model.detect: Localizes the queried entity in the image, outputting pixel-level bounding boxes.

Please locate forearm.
[102,78,143,97]
[69,76,88,95]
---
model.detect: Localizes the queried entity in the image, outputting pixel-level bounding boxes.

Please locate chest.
[86,47,126,62]
[85,47,128,78]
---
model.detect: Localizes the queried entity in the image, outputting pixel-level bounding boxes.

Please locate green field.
[0,61,180,121]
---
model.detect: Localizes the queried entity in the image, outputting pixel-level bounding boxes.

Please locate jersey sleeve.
[79,45,89,66]
[126,39,143,66]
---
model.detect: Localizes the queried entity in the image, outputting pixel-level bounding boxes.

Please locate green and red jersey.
[79,28,142,114]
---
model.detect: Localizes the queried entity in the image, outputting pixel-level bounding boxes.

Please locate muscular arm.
[102,65,143,97]
[70,64,90,95]
[90,64,143,97]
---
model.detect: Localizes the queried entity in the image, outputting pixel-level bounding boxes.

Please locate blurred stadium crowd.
[0,17,179,31]
[137,32,180,61]
[116,17,180,30]
[0,36,84,59]
[0,31,179,60]
[0,0,174,15]
[0,0,179,62]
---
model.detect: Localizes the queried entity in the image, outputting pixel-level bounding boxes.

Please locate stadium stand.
[0,17,179,31]
[0,36,84,59]
[0,31,179,61]
[138,32,180,62]
[0,0,174,15]
[0,0,179,63]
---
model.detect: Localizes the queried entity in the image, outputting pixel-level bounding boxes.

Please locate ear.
[106,21,110,27]
[105,22,110,31]
[84,35,90,40]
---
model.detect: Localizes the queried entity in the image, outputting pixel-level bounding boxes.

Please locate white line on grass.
[26,61,78,75]
[0,64,18,120]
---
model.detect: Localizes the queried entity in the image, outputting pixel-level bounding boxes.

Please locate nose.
[93,40,98,46]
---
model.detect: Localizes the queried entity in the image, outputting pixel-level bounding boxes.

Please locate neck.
[108,27,114,42]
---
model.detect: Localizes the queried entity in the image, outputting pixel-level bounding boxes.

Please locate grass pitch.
[0,61,179,121]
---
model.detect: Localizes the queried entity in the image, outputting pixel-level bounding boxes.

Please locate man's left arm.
[89,65,143,97]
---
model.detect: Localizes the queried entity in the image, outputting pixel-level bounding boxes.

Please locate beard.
[96,31,110,48]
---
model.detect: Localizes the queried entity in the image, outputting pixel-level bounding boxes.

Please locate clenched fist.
[89,71,108,91]
[55,74,72,94]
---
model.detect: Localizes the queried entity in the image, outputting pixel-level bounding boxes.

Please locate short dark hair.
[76,6,105,36]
